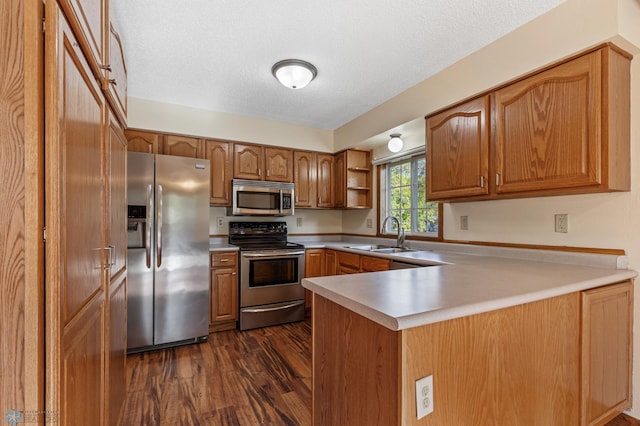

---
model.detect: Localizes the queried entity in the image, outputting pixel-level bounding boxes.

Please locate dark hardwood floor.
[120,317,636,425]
[120,319,312,425]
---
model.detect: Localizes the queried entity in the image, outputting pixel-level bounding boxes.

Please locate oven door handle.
[242,251,305,258]
[242,301,304,313]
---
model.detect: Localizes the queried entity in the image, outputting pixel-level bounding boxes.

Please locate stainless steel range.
[229,221,306,330]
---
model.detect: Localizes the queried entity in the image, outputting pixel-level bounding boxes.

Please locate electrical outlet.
[216,217,224,228]
[296,217,303,227]
[555,214,568,233]
[366,218,373,228]
[460,215,469,230]
[416,375,434,419]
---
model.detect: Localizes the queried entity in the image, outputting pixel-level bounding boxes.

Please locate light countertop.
[301,241,637,331]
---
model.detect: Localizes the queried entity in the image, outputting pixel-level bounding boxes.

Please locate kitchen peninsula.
[302,246,636,425]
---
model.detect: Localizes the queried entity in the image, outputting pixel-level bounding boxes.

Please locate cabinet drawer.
[211,251,237,267]
[337,252,360,270]
[361,256,390,272]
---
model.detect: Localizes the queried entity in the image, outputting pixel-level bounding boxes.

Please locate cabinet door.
[325,250,336,276]
[46,6,107,424]
[104,23,127,127]
[494,52,601,194]
[205,140,232,205]
[581,281,633,426]
[334,151,346,208]
[211,267,238,323]
[234,143,264,180]
[294,151,317,208]
[305,249,325,311]
[125,129,160,154]
[336,251,360,274]
[107,275,126,426]
[162,135,203,158]
[317,154,335,208]
[426,95,490,200]
[58,0,108,80]
[107,110,127,279]
[265,147,293,182]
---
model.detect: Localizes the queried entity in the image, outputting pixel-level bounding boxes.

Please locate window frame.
[377,154,443,241]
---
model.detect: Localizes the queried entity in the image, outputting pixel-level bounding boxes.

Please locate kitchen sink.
[347,244,416,253]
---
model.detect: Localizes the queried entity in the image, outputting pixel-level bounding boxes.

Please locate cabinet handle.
[495,173,500,186]
[480,175,485,188]
[267,170,270,177]
[258,168,261,176]
[232,272,237,276]
[109,78,117,86]
[100,64,112,72]
[219,258,229,262]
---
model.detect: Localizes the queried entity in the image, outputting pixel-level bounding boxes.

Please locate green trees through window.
[385,156,438,234]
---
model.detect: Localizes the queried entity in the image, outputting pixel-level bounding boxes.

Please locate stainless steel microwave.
[229,179,294,216]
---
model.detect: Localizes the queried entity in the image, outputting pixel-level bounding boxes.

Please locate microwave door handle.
[279,188,284,214]
[145,184,152,269]
[156,184,163,268]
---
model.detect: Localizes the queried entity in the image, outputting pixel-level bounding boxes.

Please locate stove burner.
[228,221,304,251]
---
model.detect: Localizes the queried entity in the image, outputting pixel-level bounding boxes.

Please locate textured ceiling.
[110,0,565,131]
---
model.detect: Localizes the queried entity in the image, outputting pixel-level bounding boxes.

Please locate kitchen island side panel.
[312,294,402,426]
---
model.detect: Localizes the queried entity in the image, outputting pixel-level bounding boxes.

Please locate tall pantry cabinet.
[45,1,128,425]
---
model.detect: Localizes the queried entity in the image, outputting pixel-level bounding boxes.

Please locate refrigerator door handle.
[156,184,163,268]
[145,184,153,269]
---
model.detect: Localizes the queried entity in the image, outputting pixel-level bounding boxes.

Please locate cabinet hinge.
[43,227,46,242]
[42,18,45,33]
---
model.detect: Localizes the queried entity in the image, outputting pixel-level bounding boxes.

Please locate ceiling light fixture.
[388,133,403,153]
[272,59,318,89]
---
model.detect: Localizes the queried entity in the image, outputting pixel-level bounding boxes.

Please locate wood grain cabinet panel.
[581,281,633,426]
[294,151,317,207]
[333,151,346,208]
[125,129,160,154]
[162,135,203,158]
[107,111,127,280]
[336,251,360,275]
[317,154,335,208]
[210,252,238,332]
[205,139,232,205]
[265,147,293,182]
[344,149,372,208]
[360,255,389,272]
[107,275,126,426]
[324,249,336,276]
[305,249,325,311]
[426,96,490,199]
[234,143,264,180]
[58,0,108,81]
[104,23,127,127]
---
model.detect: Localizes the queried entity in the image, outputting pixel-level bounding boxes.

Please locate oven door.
[240,249,305,307]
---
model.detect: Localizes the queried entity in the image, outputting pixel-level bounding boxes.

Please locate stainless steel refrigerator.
[126,152,210,353]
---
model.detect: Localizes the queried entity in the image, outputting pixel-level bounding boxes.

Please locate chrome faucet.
[381,216,405,248]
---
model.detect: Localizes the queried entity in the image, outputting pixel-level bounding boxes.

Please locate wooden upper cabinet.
[234,143,264,180]
[125,129,160,154]
[426,43,630,202]
[494,46,630,195]
[58,0,108,81]
[104,23,127,127]
[265,147,293,182]
[162,135,203,158]
[333,151,346,208]
[205,139,232,205]
[426,96,490,200]
[317,154,335,208]
[294,151,317,207]
[345,149,372,209]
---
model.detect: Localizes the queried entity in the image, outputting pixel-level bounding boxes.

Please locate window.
[380,155,439,237]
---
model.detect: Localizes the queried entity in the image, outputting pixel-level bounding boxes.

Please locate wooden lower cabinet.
[325,250,337,276]
[107,274,126,426]
[304,249,325,311]
[581,282,633,426]
[210,251,238,332]
[336,251,390,274]
[312,280,633,426]
[361,255,390,272]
